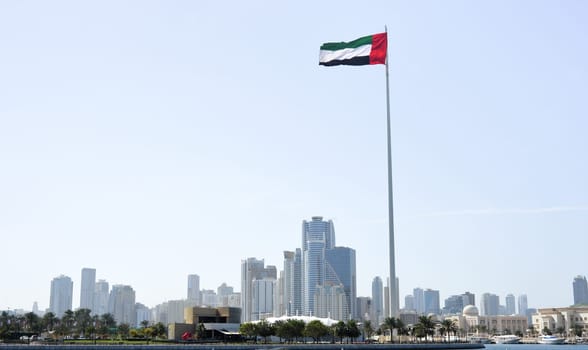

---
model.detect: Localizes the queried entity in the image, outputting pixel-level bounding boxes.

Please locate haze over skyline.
[1,1,587,312]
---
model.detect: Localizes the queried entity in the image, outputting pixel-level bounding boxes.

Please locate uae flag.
[319,32,387,67]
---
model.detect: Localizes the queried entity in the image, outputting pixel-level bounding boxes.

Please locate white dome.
[463,305,479,316]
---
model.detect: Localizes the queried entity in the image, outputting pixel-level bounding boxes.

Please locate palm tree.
[440,319,457,343]
[416,315,435,342]
[395,318,407,343]
[346,320,361,343]
[74,308,92,337]
[334,321,346,343]
[61,310,75,337]
[42,312,57,332]
[382,317,397,343]
[363,320,375,342]
[24,312,41,333]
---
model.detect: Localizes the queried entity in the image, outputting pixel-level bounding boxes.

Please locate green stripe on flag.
[320,35,373,51]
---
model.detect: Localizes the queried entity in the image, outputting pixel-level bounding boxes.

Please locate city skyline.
[6,256,587,317]
[1,1,587,312]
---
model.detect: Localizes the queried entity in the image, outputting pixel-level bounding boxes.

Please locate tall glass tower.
[505,294,516,315]
[80,268,96,312]
[50,275,73,317]
[325,246,356,320]
[371,277,384,324]
[573,275,588,305]
[517,294,528,316]
[302,216,335,316]
[187,274,200,305]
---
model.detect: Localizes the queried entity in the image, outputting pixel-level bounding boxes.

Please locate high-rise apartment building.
[187,274,200,305]
[108,285,136,325]
[217,282,235,307]
[518,294,528,316]
[302,216,335,316]
[252,279,275,320]
[505,294,516,315]
[283,251,296,316]
[300,216,356,320]
[356,296,371,321]
[94,279,109,316]
[49,275,73,317]
[371,277,384,325]
[404,295,415,311]
[462,292,475,307]
[424,289,440,315]
[292,249,302,316]
[314,283,347,320]
[443,295,464,314]
[325,246,356,320]
[80,268,96,312]
[166,299,187,324]
[413,287,424,315]
[135,303,151,327]
[201,289,219,307]
[240,257,277,322]
[481,293,500,316]
[573,276,588,305]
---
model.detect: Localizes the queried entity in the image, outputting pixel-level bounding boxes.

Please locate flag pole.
[384,26,398,318]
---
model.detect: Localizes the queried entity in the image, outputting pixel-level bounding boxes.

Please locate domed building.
[463,305,479,317]
[444,305,527,336]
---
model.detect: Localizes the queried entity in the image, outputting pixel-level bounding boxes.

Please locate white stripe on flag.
[319,44,372,63]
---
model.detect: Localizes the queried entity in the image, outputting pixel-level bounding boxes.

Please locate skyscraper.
[283,251,296,316]
[573,275,588,305]
[252,279,275,320]
[413,287,424,315]
[293,249,302,316]
[424,289,440,315]
[302,216,335,316]
[356,296,371,321]
[217,282,234,307]
[240,257,276,322]
[94,279,109,316]
[404,295,415,311]
[80,268,96,312]
[481,293,500,316]
[108,284,136,325]
[443,295,464,314]
[314,283,347,320]
[517,294,528,316]
[462,291,475,307]
[325,246,356,320]
[49,275,73,317]
[505,294,516,315]
[371,277,384,324]
[187,274,200,305]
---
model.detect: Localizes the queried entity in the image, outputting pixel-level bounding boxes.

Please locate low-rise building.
[532,306,588,336]
[445,305,527,335]
[168,306,241,341]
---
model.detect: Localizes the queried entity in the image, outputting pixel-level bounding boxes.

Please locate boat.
[469,335,492,344]
[537,335,565,344]
[493,335,521,344]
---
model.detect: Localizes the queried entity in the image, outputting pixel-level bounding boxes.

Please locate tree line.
[238,315,459,344]
[0,309,166,341]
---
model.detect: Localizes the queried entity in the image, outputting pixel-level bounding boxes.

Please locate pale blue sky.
[1,1,587,312]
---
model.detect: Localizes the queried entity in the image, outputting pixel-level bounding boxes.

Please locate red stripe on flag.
[369,33,387,65]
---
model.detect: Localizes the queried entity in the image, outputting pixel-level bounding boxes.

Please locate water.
[486,345,588,350]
